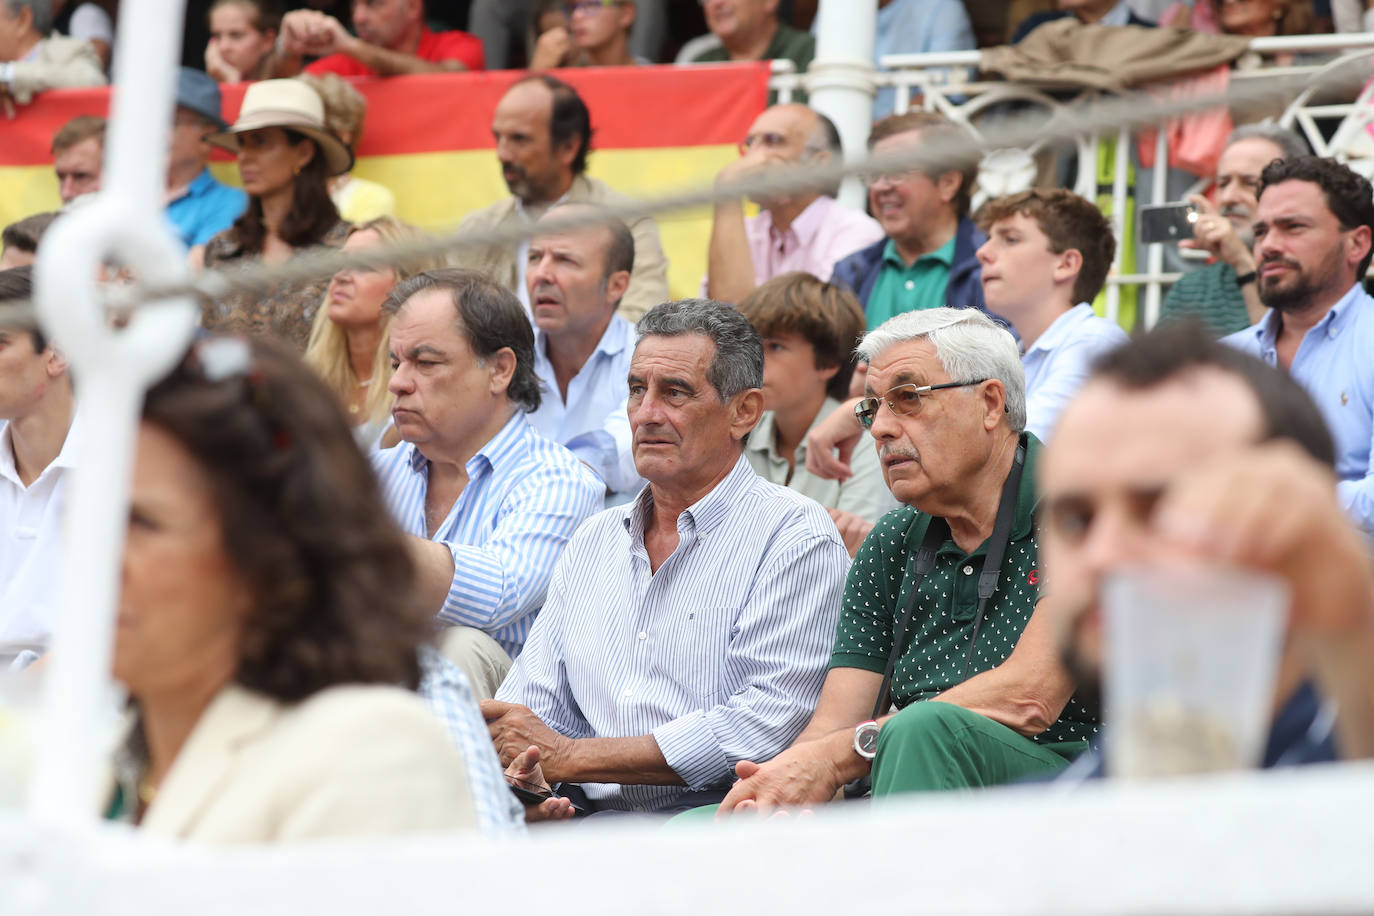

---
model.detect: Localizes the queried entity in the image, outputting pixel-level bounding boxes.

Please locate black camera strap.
[869,437,1027,720]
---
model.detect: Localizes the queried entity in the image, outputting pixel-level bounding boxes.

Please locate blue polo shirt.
[166,169,247,248]
[1224,283,1374,534]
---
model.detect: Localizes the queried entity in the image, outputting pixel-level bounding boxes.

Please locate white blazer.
[116,684,477,843]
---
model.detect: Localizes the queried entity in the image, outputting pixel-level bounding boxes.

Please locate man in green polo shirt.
[717,306,1097,814]
[830,112,989,331]
[689,0,814,103]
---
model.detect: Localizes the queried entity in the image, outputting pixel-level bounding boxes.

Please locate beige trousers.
[438,626,512,700]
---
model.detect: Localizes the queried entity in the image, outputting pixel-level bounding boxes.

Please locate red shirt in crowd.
[306,27,485,76]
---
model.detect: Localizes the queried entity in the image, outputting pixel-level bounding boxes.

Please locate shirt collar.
[0,409,81,484]
[1252,283,1363,350]
[1099,0,1133,26]
[621,452,756,540]
[768,195,830,246]
[1024,303,1094,357]
[405,410,529,476]
[882,235,956,271]
[744,397,842,462]
[534,313,633,364]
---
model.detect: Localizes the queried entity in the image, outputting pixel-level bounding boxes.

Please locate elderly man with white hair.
[717,307,1098,814]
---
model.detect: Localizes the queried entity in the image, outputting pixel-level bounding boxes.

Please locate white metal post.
[27,0,200,828]
[809,0,878,209]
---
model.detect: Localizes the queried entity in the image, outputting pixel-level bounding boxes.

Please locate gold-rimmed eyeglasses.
[854,379,988,430]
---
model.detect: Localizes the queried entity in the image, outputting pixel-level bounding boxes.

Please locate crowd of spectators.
[4,0,1374,855]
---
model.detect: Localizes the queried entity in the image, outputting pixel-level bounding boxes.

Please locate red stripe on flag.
[0,64,768,167]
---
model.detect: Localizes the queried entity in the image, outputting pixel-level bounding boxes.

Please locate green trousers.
[871,702,1085,797]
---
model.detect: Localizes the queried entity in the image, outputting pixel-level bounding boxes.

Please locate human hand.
[506,745,576,823]
[205,41,241,83]
[805,397,864,481]
[828,508,874,557]
[1180,194,1253,273]
[716,743,846,819]
[280,10,350,57]
[715,147,769,189]
[1150,441,1374,638]
[530,26,574,71]
[481,699,575,782]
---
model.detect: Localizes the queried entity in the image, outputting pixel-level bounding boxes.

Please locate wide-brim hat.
[208,79,354,177]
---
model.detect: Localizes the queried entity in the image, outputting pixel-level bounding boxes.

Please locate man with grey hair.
[0,0,106,107]
[719,307,1097,814]
[1161,123,1309,337]
[483,298,850,817]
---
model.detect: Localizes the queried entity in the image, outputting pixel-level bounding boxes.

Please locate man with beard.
[1042,323,1374,772]
[1160,125,1308,337]
[455,75,668,323]
[1223,156,1374,535]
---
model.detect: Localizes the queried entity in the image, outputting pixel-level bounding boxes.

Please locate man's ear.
[605,269,630,308]
[936,170,963,206]
[553,138,579,173]
[487,346,517,397]
[45,346,69,380]
[1348,224,1372,274]
[730,388,765,441]
[1053,248,1084,287]
[979,378,1008,431]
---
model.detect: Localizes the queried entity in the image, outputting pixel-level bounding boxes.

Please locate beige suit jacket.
[455,174,670,323]
[115,684,476,844]
[11,35,107,104]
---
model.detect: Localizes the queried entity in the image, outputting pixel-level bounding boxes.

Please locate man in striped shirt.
[483,299,850,816]
[373,268,604,699]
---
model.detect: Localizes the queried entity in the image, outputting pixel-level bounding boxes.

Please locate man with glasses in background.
[703,104,883,305]
[717,307,1097,815]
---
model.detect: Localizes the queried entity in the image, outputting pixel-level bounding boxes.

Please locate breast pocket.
[655,605,738,707]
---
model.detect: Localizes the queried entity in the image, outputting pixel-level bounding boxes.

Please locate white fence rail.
[774,35,1374,328]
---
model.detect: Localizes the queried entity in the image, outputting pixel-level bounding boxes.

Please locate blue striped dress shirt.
[372,412,605,655]
[497,455,850,811]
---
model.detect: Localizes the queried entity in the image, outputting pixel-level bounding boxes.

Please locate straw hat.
[209,79,354,177]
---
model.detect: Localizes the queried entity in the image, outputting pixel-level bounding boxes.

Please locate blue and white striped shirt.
[497,455,850,811]
[372,412,605,655]
[417,648,525,835]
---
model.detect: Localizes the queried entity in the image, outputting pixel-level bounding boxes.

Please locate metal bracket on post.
[808,0,878,210]
[27,0,199,830]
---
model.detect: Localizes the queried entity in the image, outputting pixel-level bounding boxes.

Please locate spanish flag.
[0,64,769,299]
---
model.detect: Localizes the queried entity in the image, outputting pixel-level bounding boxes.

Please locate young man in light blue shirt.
[976,188,1128,441]
[1223,155,1374,535]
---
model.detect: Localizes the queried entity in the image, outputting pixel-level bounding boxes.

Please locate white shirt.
[497,456,849,811]
[0,413,81,659]
[1021,304,1128,442]
[528,314,644,496]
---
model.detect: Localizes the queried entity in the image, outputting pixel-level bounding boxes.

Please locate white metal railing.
[774,35,1374,329]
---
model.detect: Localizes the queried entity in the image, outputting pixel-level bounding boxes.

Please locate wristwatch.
[853,720,881,760]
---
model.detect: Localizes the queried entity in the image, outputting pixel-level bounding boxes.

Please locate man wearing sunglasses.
[718,307,1096,815]
[703,104,883,306]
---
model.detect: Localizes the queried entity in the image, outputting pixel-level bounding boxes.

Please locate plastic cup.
[1103,565,1289,780]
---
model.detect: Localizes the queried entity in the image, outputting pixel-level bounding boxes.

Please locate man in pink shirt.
[704,104,884,304]
[278,0,484,77]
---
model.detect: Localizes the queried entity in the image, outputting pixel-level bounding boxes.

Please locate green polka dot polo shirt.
[830,435,1098,746]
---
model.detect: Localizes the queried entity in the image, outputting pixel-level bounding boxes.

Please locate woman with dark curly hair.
[103,335,476,842]
[195,78,353,353]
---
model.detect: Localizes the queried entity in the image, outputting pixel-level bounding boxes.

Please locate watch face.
[855,723,880,756]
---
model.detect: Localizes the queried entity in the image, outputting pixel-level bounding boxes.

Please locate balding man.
[526,204,643,497]
[705,104,883,305]
[457,75,669,323]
